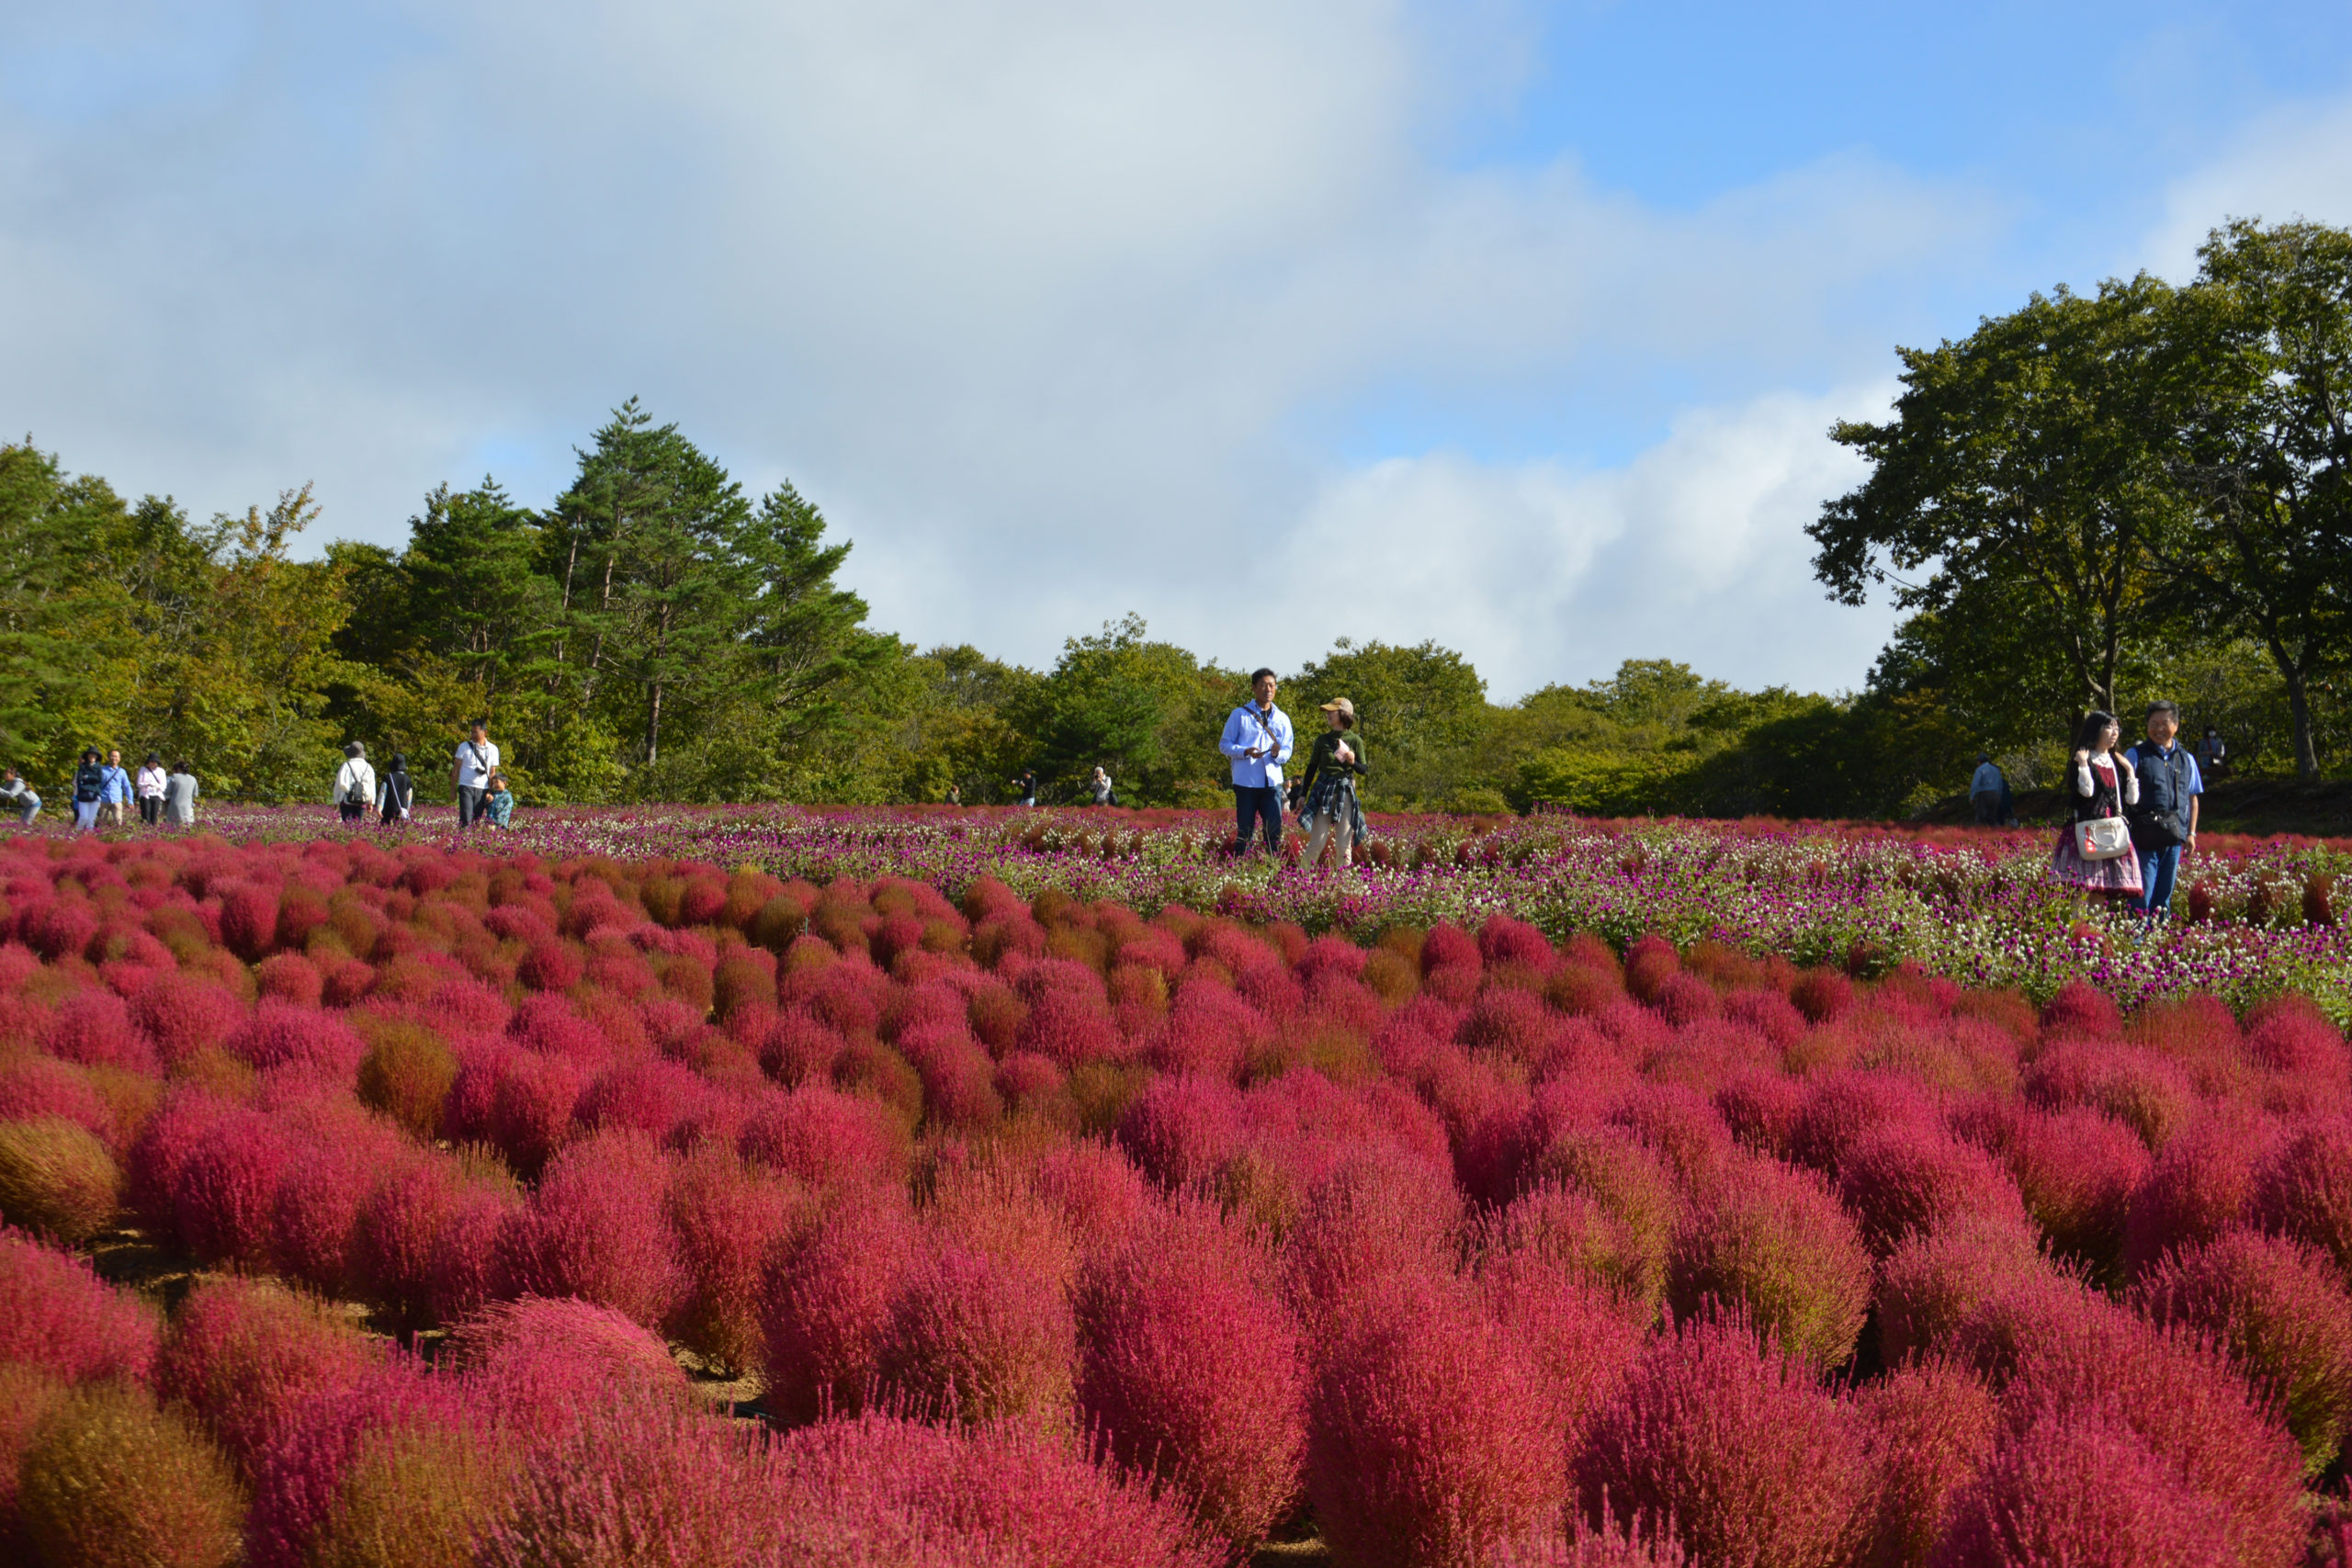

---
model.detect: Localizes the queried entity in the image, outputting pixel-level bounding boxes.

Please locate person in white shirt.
[135,753,169,827]
[334,742,378,825]
[453,721,501,829]
[1217,668,1294,854]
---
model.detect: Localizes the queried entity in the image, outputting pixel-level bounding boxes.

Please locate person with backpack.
[164,761,198,827]
[334,742,377,825]
[70,749,107,833]
[452,720,500,829]
[2125,699,2202,919]
[377,753,414,824]
[135,753,168,826]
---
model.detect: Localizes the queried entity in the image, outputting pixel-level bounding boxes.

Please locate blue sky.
[6,2,2352,697]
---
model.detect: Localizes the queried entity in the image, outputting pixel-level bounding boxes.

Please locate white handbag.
[2076,817,2133,862]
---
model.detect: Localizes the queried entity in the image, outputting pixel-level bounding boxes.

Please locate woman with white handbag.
[2049,710,2144,897]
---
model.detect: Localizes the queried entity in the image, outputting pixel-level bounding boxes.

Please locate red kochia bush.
[2133,1228,2352,1475]
[128,975,242,1066]
[1931,1410,2239,1568]
[1858,1359,1998,1568]
[1876,1216,2050,1368]
[227,1000,369,1080]
[738,1082,910,1190]
[1078,1204,1307,1544]
[1280,1148,1463,1341]
[1575,1310,1872,1568]
[1836,1122,2029,1258]
[1667,1152,1871,1372]
[17,1379,245,1568]
[173,1105,300,1270]
[43,987,156,1075]
[663,1144,803,1376]
[0,1226,159,1385]
[154,1277,379,1478]
[2122,1109,2280,1278]
[760,1191,925,1427]
[0,1056,118,1146]
[495,1129,682,1327]
[876,1241,1077,1429]
[1306,1273,1566,1568]
[2038,979,2121,1039]
[448,1293,691,1448]
[2253,1118,2352,1280]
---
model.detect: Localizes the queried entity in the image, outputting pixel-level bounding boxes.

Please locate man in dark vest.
[2125,699,2202,919]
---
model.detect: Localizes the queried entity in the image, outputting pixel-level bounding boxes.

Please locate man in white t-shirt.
[453,720,501,829]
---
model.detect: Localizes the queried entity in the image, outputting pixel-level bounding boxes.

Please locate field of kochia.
[2,807,2351,1566]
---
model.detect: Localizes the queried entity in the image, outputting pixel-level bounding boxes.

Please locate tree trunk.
[2281,660,2322,779]
[646,681,662,766]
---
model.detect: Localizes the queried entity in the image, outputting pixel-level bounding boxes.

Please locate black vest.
[2130,742,2192,843]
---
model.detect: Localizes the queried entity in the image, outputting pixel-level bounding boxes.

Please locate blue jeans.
[1233,784,1283,852]
[2135,842,2183,916]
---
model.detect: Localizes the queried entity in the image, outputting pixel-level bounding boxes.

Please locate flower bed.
[0,829,2348,1562]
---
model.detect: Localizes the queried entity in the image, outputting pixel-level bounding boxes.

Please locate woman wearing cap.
[1297,697,1370,868]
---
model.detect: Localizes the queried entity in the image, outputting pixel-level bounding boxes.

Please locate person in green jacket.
[1297,697,1369,868]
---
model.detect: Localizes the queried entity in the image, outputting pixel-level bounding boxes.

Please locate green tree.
[2161,220,2352,778]
[1287,639,1494,810]
[1813,277,2188,724]
[1015,615,1233,807]
[0,444,140,784]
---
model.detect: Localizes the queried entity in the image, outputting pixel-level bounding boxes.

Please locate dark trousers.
[2135,843,2184,917]
[1234,784,1283,852]
[1971,791,2001,825]
[339,803,366,824]
[139,797,162,826]
[457,785,486,828]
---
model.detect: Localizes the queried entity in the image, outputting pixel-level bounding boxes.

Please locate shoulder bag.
[2076,817,2133,861]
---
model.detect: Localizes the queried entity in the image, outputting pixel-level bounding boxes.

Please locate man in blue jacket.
[2125,700,2202,919]
[1219,668,1294,855]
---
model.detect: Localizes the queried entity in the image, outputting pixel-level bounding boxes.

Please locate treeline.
[2,221,2345,818]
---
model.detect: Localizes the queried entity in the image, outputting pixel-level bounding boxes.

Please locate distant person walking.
[1969,754,2006,827]
[1298,696,1370,868]
[453,721,500,829]
[2126,700,2202,919]
[135,753,168,826]
[1,768,40,825]
[1090,767,1114,807]
[1219,668,1294,855]
[1012,769,1039,808]
[69,749,106,833]
[2050,711,2143,900]
[2199,724,2228,781]
[98,750,132,827]
[164,761,199,827]
[483,773,515,828]
[945,784,962,807]
[334,742,377,825]
[377,753,414,824]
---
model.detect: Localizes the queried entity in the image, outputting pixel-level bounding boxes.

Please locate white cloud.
[2144,95,2352,276]
[1277,383,1899,699]
[0,1,1983,695]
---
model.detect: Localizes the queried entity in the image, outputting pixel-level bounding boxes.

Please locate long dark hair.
[2072,710,2118,754]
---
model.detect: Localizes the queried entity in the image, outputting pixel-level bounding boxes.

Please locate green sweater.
[1299,728,1366,794]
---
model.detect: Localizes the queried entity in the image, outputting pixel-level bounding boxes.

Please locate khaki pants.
[101,801,127,827]
[1304,807,1354,868]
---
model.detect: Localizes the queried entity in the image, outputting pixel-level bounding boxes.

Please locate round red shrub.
[2122,1109,2281,1279]
[0,1225,159,1385]
[1078,1205,1306,1544]
[1667,1152,1870,1371]
[43,987,156,1075]
[2134,1227,2352,1475]
[0,1116,121,1245]
[1876,1215,2051,1368]
[128,975,242,1066]
[576,1056,714,1144]
[1788,968,1853,1024]
[2019,1039,2195,1150]
[1117,1072,1246,1190]
[663,1144,802,1376]
[517,938,585,993]
[1307,1273,1566,1568]
[154,1276,379,1477]
[1783,1071,1939,1179]
[1978,1103,2149,1288]
[1931,1409,2237,1568]
[448,1293,690,1447]
[0,1056,116,1146]
[758,1191,924,1427]
[173,1105,299,1269]
[1575,1310,1872,1568]
[495,1130,682,1327]
[1858,1359,1998,1568]
[876,1240,1077,1429]
[2253,1118,2352,1281]
[739,1082,910,1190]
[228,998,369,1080]
[1837,1122,2030,1258]
[1713,1069,1809,1156]
[2038,980,2120,1040]
[219,882,282,962]
[1279,1148,1463,1340]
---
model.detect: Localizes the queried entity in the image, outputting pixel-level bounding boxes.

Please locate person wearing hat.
[1297,696,1370,868]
